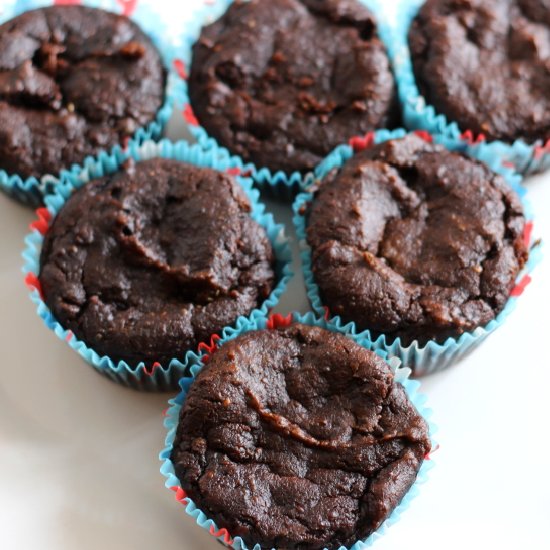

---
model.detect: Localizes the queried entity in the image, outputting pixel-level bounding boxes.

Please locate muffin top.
[39,158,275,366]
[409,0,550,143]
[171,323,430,549]
[306,134,528,345]
[189,0,397,174]
[0,6,165,178]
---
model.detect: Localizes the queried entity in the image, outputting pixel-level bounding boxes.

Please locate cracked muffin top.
[409,0,550,143]
[306,134,528,346]
[170,323,430,549]
[39,158,275,366]
[189,0,398,174]
[0,5,165,178]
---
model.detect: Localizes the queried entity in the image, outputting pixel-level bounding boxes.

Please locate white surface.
[1,1,550,549]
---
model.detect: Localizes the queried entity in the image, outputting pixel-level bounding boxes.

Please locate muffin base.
[23,139,292,391]
[160,311,436,549]
[293,129,541,376]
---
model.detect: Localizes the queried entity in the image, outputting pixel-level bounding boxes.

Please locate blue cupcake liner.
[293,129,543,376]
[160,311,437,550]
[176,0,394,198]
[383,0,550,176]
[0,0,187,206]
[21,139,293,391]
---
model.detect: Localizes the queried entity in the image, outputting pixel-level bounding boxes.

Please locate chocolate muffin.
[171,323,430,549]
[306,135,529,345]
[189,0,398,174]
[0,6,165,179]
[409,0,550,143]
[39,158,275,366]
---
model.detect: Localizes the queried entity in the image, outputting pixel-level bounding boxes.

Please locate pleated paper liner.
[378,0,550,176]
[293,128,542,376]
[160,311,437,550]
[1,0,187,205]
[22,139,293,391]
[175,0,395,199]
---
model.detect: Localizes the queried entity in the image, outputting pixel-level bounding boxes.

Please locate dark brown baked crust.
[0,6,165,178]
[171,323,430,549]
[189,0,398,174]
[306,135,528,345]
[39,158,275,366]
[409,0,550,143]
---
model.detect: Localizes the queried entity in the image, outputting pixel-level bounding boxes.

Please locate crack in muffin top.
[306,134,528,345]
[0,5,165,178]
[39,158,275,366]
[171,323,430,549]
[409,0,550,143]
[189,0,398,174]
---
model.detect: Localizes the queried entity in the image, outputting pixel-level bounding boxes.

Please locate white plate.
[1,1,550,549]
